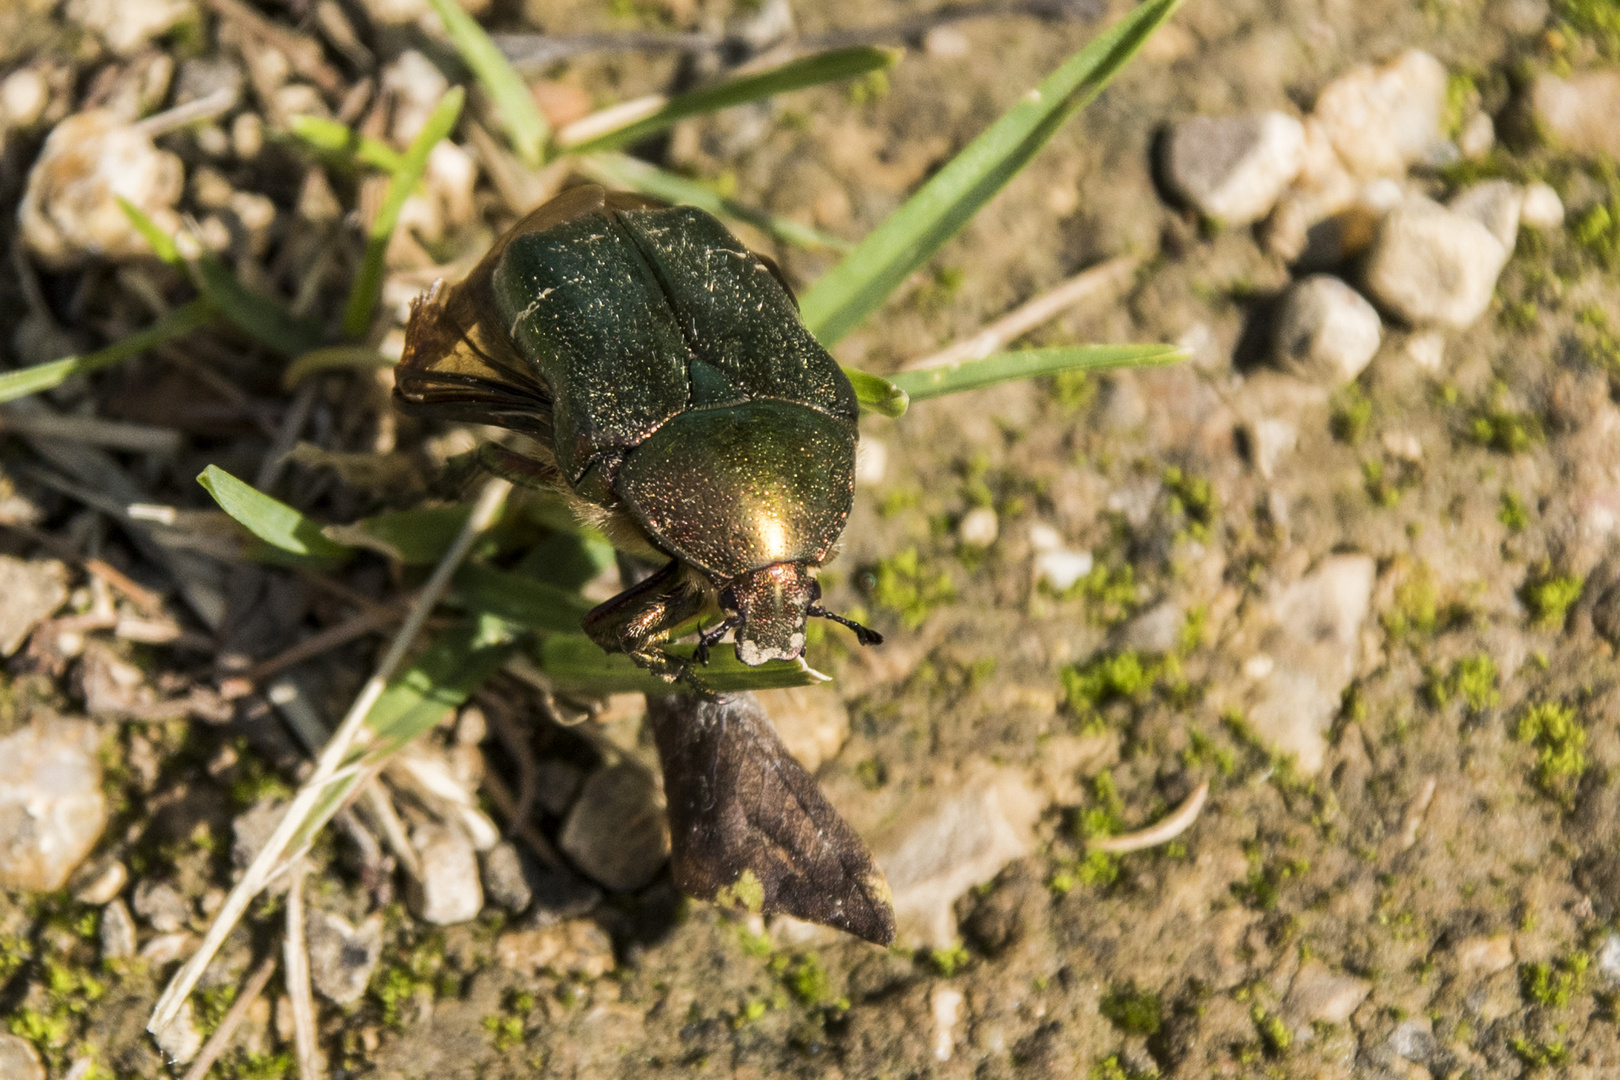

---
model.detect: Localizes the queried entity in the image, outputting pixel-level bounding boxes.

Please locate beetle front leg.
[583,560,709,686]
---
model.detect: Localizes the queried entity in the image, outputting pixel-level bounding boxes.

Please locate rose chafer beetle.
[395,185,882,685]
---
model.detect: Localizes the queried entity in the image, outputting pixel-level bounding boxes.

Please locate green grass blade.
[343,87,466,339]
[535,634,824,696]
[842,364,909,417]
[449,562,596,634]
[197,464,352,567]
[118,197,320,357]
[285,115,405,172]
[359,619,516,758]
[283,346,396,389]
[425,0,548,167]
[0,300,213,403]
[580,153,852,251]
[890,344,1188,403]
[323,504,480,564]
[559,46,898,154]
[798,0,1186,345]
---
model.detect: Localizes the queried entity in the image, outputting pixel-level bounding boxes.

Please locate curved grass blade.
[842,364,909,417]
[283,345,396,389]
[558,46,898,154]
[449,562,596,634]
[581,152,852,252]
[343,87,465,339]
[0,300,213,404]
[425,0,548,167]
[197,464,352,567]
[285,115,405,172]
[889,343,1188,403]
[118,198,320,357]
[798,0,1187,345]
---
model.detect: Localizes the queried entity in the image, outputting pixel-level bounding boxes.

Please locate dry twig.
[284,864,320,1080]
[178,953,278,1080]
[1088,780,1210,854]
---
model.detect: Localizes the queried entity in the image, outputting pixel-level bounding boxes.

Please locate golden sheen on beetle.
[393,185,882,687]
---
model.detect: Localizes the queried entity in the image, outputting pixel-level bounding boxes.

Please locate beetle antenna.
[694,616,740,665]
[808,605,884,647]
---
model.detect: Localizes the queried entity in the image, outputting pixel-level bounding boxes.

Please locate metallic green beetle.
[394,185,881,683]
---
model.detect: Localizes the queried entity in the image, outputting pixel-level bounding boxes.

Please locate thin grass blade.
[581,153,851,251]
[536,634,825,696]
[285,115,405,172]
[798,0,1186,345]
[197,464,352,567]
[426,0,548,166]
[118,197,320,357]
[0,300,213,403]
[283,346,396,389]
[559,46,898,154]
[323,504,480,565]
[343,87,466,339]
[449,562,597,634]
[889,343,1188,403]
[842,364,909,417]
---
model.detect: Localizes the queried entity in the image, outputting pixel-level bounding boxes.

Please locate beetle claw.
[807,605,884,648]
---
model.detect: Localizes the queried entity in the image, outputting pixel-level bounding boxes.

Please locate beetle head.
[722,562,815,666]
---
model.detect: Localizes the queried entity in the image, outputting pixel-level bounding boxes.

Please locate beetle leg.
[583,560,708,683]
[808,605,884,647]
[694,617,740,666]
[476,443,565,491]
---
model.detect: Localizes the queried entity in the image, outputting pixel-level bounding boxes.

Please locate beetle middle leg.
[583,560,710,689]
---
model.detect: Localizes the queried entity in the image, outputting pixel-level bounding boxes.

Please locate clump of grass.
[1514,700,1587,807]
[1425,653,1500,713]
[1090,1054,1155,1080]
[1231,849,1310,910]
[1072,562,1140,626]
[1519,950,1589,1007]
[1521,563,1584,628]
[1469,402,1544,454]
[1099,984,1162,1036]
[1577,304,1620,373]
[1382,563,1440,639]
[1558,0,1620,57]
[1499,492,1530,531]
[1251,1005,1292,1056]
[1510,1035,1570,1068]
[867,547,955,629]
[1061,650,1173,729]
[1330,382,1374,443]
[1163,465,1216,542]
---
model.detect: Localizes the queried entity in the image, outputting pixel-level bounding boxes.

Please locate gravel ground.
[4,0,1620,1077]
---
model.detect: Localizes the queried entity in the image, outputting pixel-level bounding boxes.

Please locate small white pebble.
[1027,522,1063,552]
[923,25,971,58]
[1519,181,1564,230]
[1406,331,1446,372]
[1380,430,1423,462]
[231,111,263,159]
[1458,111,1495,160]
[0,67,49,129]
[958,506,999,548]
[1034,548,1093,592]
[1242,654,1275,679]
[930,985,964,1061]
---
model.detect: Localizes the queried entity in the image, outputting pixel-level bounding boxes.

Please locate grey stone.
[1113,600,1185,654]
[1449,180,1522,251]
[1596,933,1620,986]
[173,57,243,107]
[1530,69,1620,161]
[70,858,128,905]
[1246,555,1375,774]
[133,879,189,932]
[481,840,536,914]
[534,758,586,816]
[306,909,383,1005]
[1312,50,1449,177]
[753,685,851,772]
[1284,958,1371,1025]
[0,1033,45,1080]
[100,899,137,959]
[407,823,484,925]
[1363,198,1510,329]
[1162,112,1305,226]
[0,555,68,656]
[0,718,107,891]
[868,767,1042,947]
[1389,1019,1438,1062]
[559,764,670,892]
[152,1000,202,1064]
[1272,274,1382,384]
